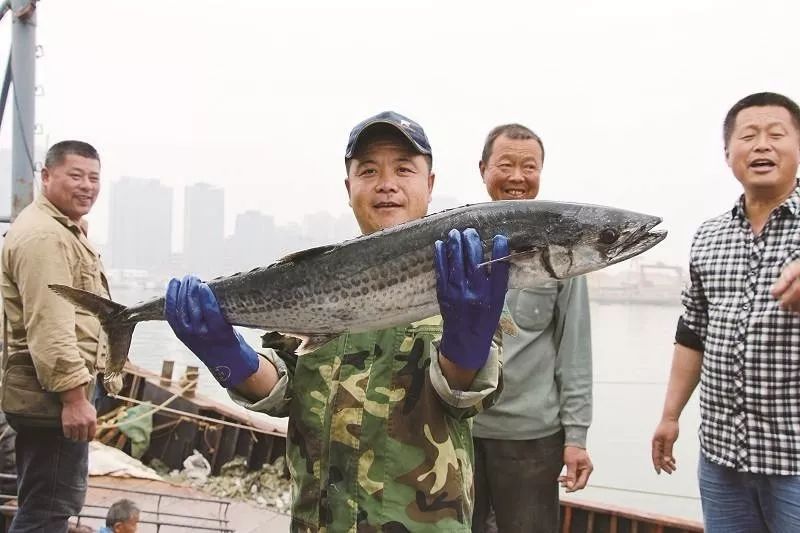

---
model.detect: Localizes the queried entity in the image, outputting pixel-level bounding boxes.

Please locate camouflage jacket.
[231,316,502,532]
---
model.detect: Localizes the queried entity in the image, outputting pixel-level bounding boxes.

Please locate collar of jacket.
[34,193,86,234]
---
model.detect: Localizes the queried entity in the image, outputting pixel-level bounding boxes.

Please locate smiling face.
[41,153,101,222]
[726,105,800,198]
[345,128,435,235]
[480,134,543,201]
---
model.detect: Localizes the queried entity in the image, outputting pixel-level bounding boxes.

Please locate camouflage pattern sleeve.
[429,325,504,420]
[227,348,293,418]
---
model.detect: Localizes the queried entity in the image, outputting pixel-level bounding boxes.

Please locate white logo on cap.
[400,120,411,129]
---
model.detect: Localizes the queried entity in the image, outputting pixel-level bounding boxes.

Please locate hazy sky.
[4,0,800,266]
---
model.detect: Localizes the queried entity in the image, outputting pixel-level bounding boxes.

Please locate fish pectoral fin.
[261,331,303,353]
[261,331,338,355]
[289,333,340,355]
[476,248,539,268]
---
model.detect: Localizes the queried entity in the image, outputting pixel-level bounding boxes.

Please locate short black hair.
[345,124,432,174]
[481,124,544,164]
[44,140,100,169]
[723,92,800,149]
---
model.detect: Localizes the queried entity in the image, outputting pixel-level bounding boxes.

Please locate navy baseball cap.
[345,111,432,160]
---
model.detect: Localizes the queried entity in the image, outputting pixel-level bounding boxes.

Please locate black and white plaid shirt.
[681,182,800,475]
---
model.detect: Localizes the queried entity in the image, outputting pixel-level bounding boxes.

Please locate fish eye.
[599,228,620,245]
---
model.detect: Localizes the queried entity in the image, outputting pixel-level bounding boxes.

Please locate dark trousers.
[472,431,564,533]
[8,424,88,533]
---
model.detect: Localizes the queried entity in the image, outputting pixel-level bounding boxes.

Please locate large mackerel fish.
[50,200,666,386]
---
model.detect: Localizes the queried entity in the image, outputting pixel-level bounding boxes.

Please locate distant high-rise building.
[224,210,277,271]
[184,183,224,277]
[109,177,172,272]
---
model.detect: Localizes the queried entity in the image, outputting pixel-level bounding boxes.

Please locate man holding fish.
[165,112,510,532]
[47,113,666,531]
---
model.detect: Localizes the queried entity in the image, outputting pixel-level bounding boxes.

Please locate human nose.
[77,176,93,190]
[754,131,772,152]
[375,168,399,192]
[507,165,525,182]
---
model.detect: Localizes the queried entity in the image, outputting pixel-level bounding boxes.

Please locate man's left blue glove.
[434,228,510,370]
[164,275,259,389]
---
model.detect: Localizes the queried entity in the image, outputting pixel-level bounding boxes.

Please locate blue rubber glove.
[434,228,510,370]
[164,275,259,389]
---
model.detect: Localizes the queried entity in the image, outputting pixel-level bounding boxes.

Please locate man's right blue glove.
[164,275,259,389]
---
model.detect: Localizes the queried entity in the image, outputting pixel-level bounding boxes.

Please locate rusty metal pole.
[10,0,36,220]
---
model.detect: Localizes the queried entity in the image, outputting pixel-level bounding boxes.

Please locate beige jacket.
[1,194,109,420]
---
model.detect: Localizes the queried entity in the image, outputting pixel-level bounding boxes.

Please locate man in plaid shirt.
[651,92,800,532]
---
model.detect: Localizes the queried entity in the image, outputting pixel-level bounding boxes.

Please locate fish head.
[502,201,667,280]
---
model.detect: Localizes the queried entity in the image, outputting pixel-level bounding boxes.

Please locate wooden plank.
[248,432,271,471]
[140,382,200,471]
[560,499,702,532]
[195,411,224,475]
[123,362,286,436]
[235,427,255,459]
[562,505,573,533]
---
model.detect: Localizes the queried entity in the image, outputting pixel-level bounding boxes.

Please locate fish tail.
[48,284,137,391]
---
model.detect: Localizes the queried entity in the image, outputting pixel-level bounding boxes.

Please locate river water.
[113,286,702,522]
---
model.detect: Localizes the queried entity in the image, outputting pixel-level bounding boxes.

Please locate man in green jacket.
[164,111,510,532]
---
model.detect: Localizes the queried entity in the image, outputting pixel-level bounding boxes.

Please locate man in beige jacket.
[1,140,109,533]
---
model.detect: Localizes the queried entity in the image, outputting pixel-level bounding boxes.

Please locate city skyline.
[108,176,172,271]
[104,175,365,278]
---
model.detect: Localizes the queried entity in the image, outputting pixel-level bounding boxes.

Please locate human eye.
[495,162,513,174]
[738,129,756,141]
[398,166,416,175]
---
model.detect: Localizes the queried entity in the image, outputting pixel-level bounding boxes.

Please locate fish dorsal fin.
[272,245,338,267]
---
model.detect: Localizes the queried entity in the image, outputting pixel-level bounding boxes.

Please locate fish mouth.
[606,218,667,266]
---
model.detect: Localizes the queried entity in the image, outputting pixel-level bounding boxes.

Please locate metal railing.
[0,474,236,532]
